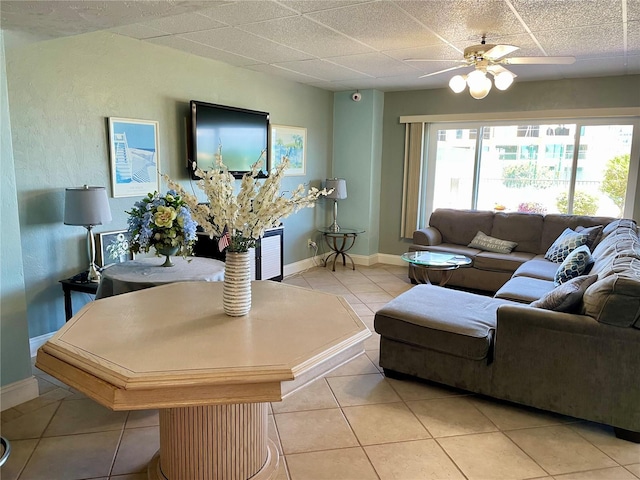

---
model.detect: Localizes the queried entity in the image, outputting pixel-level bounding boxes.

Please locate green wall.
[379,75,640,255]
[332,89,383,256]
[5,31,333,339]
[1,32,32,387]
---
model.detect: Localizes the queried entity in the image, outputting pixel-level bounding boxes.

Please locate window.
[426,120,636,219]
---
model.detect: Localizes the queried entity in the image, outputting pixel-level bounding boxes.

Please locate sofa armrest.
[413,227,442,246]
[496,304,601,335]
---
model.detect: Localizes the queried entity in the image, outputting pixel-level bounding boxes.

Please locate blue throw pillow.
[554,245,594,286]
[545,228,589,263]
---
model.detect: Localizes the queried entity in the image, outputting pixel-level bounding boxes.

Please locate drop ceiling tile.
[196,1,297,26]
[628,21,640,52]
[139,12,226,35]
[239,15,374,57]
[327,53,418,77]
[110,23,169,40]
[279,1,371,14]
[385,43,464,62]
[148,35,259,67]
[181,26,313,63]
[511,0,622,33]
[396,0,526,43]
[557,56,634,78]
[535,24,624,57]
[273,58,371,81]
[307,2,441,51]
[629,1,640,21]
[245,63,326,83]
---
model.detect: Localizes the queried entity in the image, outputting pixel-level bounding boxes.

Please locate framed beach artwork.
[108,117,159,197]
[95,230,134,268]
[271,125,306,176]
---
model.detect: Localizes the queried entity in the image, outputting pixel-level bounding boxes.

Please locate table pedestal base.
[148,403,279,480]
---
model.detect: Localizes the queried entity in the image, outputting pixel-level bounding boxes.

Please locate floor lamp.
[64,185,112,283]
[325,178,347,232]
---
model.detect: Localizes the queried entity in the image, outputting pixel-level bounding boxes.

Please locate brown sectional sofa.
[375,209,640,441]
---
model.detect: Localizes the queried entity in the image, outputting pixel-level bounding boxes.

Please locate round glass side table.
[317,227,365,271]
[401,251,472,285]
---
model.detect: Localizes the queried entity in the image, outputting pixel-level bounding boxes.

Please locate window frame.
[421,115,639,223]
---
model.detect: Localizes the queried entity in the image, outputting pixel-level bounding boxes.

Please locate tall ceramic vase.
[223,251,252,316]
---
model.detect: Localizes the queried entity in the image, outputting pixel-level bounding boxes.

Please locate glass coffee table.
[401,251,472,286]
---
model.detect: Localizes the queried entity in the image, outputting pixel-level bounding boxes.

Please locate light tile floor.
[2,264,639,480]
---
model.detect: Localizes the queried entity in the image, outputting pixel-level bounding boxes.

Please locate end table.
[318,227,365,271]
[60,273,99,321]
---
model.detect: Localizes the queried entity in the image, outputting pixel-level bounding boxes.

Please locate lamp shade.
[325,178,347,200]
[64,186,112,226]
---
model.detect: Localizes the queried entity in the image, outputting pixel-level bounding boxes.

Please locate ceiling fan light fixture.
[467,70,492,99]
[449,75,467,93]
[494,70,515,90]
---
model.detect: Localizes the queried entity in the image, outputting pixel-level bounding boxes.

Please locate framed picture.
[108,117,160,198]
[271,125,306,176]
[95,230,134,268]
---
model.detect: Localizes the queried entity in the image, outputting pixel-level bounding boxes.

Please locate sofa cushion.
[531,275,598,312]
[512,257,557,281]
[494,276,556,303]
[544,228,589,263]
[474,251,534,273]
[554,245,594,286]
[410,243,481,259]
[429,209,494,246]
[468,231,518,254]
[491,212,543,253]
[374,285,515,360]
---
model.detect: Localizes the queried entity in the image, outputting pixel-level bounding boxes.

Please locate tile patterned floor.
[2,264,639,479]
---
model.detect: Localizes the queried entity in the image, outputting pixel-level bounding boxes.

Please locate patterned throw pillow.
[554,245,594,286]
[545,228,589,263]
[531,275,598,312]
[468,231,518,254]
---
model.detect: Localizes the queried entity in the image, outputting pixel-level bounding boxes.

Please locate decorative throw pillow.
[531,275,598,312]
[544,228,589,263]
[576,225,604,249]
[554,245,594,286]
[468,231,518,254]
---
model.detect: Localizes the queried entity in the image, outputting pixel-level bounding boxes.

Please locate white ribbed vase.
[223,251,252,317]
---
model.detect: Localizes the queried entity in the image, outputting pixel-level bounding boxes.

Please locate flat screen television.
[188,100,270,179]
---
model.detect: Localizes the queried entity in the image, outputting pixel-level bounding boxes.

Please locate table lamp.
[325,178,347,232]
[64,185,112,282]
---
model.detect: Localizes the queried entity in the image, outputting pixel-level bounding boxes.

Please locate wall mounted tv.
[188,100,270,179]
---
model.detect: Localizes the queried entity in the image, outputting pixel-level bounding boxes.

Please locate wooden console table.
[60,276,99,321]
[36,281,370,480]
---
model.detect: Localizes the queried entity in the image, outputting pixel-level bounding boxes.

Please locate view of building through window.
[430,122,633,219]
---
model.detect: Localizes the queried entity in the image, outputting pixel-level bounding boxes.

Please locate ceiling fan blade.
[419,64,469,78]
[486,64,517,78]
[405,58,467,63]
[503,56,576,65]
[484,44,519,60]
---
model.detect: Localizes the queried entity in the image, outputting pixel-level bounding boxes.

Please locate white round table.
[96,256,225,299]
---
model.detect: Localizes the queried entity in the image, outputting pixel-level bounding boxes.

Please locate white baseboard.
[284,253,404,277]
[30,332,55,357]
[1,376,39,411]
[376,253,406,266]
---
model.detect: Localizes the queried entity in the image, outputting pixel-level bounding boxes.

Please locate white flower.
[165,146,332,252]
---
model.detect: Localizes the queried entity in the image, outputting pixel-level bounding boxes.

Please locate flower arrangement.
[126,190,198,257]
[165,147,331,253]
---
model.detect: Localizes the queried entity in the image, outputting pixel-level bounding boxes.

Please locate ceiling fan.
[406,35,576,99]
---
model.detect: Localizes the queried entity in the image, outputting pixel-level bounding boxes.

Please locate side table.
[60,274,99,321]
[318,227,365,271]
